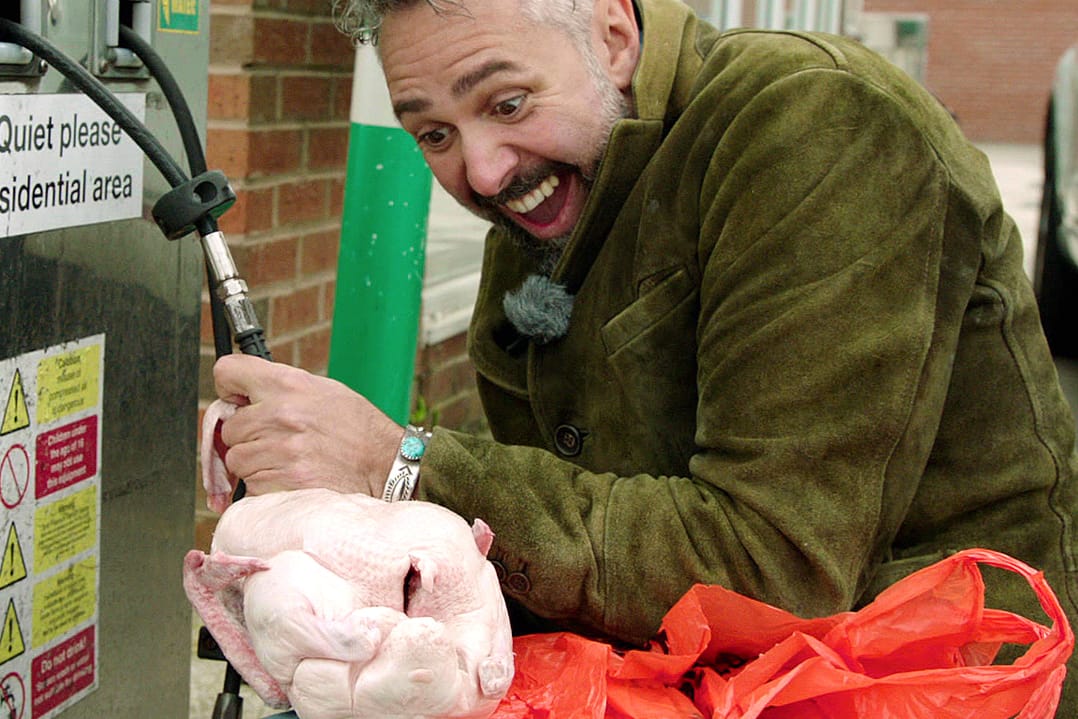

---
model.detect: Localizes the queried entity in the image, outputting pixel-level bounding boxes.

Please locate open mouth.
[503,172,570,228]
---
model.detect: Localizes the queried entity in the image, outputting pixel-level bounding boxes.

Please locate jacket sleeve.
[416,66,989,645]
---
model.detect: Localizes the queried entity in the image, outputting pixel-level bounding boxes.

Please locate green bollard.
[328,44,433,425]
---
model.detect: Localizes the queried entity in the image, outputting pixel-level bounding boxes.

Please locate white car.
[1034,42,1078,358]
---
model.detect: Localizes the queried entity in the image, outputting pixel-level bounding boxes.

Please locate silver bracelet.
[382,425,432,502]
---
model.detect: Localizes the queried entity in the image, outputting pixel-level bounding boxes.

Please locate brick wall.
[862,0,1078,142]
[197,0,355,545]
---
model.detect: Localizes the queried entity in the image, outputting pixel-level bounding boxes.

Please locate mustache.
[473,161,575,211]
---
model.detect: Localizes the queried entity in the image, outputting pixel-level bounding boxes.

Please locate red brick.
[323,282,337,318]
[281,75,333,121]
[283,0,327,15]
[277,179,329,225]
[421,357,478,405]
[247,130,304,176]
[309,22,356,68]
[420,333,469,370]
[432,391,486,432]
[329,178,348,215]
[253,17,310,66]
[297,327,332,371]
[248,75,280,124]
[232,237,300,285]
[301,228,341,273]
[209,14,254,65]
[309,126,350,170]
[271,285,323,334]
[332,75,354,122]
[217,186,275,234]
[199,298,214,344]
[208,74,250,121]
[206,128,249,178]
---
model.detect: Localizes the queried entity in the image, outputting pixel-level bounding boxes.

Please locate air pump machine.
[1,2,265,717]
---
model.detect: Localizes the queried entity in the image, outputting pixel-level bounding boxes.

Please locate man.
[215,0,1078,710]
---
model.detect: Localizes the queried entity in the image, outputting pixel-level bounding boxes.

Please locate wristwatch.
[382,425,432,502]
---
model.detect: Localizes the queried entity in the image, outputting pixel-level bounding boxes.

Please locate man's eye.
[418,127,450,148]
[492,95,524,118]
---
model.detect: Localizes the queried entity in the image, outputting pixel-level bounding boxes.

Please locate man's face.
[380,0,632,247]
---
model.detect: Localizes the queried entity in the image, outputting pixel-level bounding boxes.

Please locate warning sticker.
[1,370,29,436]
[0,335,102,719]
[36,346,100,427]
[0,444,30,510]
[31,626,93,718]
[34,417,97,501]
[0,599,25,665]
[31,558,96,649]
[1,670,26,719]
[33,488,96,575]
[0,525,27,591]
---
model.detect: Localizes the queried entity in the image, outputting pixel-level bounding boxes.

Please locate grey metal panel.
[1,1,210,716]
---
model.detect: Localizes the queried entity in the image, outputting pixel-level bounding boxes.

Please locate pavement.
[185,142,1057,719]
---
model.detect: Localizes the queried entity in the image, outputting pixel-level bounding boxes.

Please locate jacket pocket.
[597,266,699,474]
[600,267,697,355]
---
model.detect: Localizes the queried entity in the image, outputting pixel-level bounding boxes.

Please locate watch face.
[401,435,427,462]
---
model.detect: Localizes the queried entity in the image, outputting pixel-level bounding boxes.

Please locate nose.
[459,127,518,200]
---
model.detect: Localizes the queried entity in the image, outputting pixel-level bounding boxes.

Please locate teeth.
[506,175,560,215]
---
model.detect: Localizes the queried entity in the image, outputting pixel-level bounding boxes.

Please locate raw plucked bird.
[184,400,515,719]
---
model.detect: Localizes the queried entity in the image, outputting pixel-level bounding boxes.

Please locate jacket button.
[554,424,584,457]
[491,560,507,583]
[506,571,531,594]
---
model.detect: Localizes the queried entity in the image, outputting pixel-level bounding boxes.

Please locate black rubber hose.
[118,25,208,178]
[0,18,187,188]
[116,26,234,360]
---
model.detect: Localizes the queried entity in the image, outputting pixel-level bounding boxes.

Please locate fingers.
[213,353,296,404]
[209,353,403,497]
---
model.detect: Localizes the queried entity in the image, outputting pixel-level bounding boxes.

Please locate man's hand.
[212,354,404,498]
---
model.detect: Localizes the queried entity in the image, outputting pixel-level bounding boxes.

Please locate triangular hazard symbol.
[0,525,27,591]
[0,599,25,664]
[1,370,30,436]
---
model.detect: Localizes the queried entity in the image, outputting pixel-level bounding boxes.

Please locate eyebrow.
[393,59,522,119]
[451,60,520,98]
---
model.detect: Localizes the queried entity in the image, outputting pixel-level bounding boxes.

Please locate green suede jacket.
[415,0,1078,706]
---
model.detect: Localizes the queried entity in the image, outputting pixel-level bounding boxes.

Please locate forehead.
[378,0,564,102]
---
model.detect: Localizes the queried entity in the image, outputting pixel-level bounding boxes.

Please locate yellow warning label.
[0,524,27,590]
[37,345,100,426]
[32,557,96,649]
[34,486,97,574]
[1,369,30,435]
[0,598,26,665]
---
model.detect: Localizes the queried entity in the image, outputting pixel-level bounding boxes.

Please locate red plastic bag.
[492,549,1073,718]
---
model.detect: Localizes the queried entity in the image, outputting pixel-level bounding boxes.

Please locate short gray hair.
[332,0,591,48]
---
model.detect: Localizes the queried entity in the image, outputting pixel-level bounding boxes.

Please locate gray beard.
[495,215,571,276]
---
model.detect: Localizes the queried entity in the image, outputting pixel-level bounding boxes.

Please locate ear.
[594,0,640,93]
